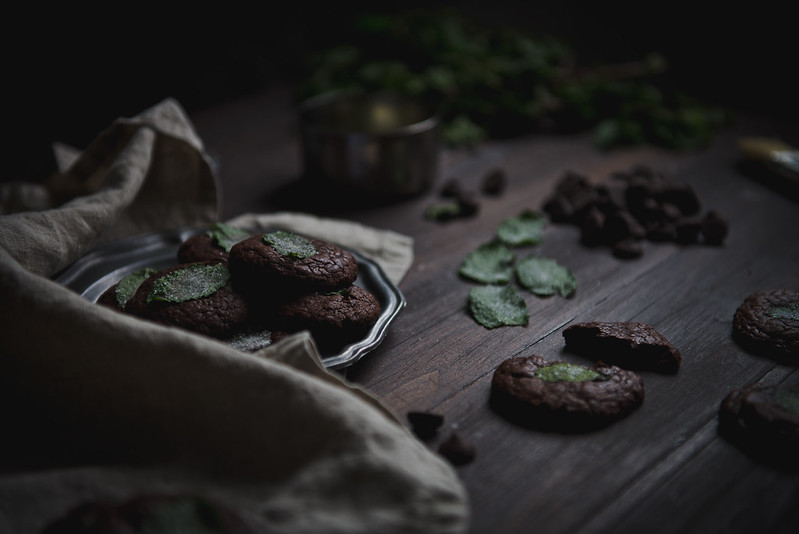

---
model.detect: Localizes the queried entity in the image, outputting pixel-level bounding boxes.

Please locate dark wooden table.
[191,83,799,534]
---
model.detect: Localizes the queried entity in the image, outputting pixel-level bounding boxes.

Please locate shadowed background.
[5,1,795,183]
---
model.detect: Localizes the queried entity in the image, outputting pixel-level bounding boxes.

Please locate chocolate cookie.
[97,267,158,311]
[98,283,121,309]
[177,233,231,264]
[272,285,381,350]
[229,231,359,296]
[125,262,250,340]
[490,354,644,430]
[719,382,799,469]
[177,223,252,264]
[43,494,254,534]
[563,321,681,373]
[733,289,799,359]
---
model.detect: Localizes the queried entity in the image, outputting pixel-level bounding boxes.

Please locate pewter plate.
[53,228,406,370]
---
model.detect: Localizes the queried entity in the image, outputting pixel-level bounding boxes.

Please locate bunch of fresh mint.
[297,10,729,150]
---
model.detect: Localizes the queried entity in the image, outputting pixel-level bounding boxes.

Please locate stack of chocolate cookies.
[99,224,381,353]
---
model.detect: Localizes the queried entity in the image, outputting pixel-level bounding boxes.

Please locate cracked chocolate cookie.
[97,267,158,311]
[273,285,381,350]
[490,354,644,430]
[563,321,681,373]
[229,231,359,296]
[125,261,250,340]
[733,289,799,359]
[719,381,799,469]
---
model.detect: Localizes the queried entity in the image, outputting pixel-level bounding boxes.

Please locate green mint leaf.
[130,496,227,534]
[425,201,463,222]
[496,210,547,246]
[263,231,317,258]
[468,285,529,329]
[768,303,799,321]
[115,267,158,309]
[205,222,250,253]
[535,362,610,383]
[774,386,799,416]
[459,242,515,284]
[515,256,577,297]
[147,263,230,304]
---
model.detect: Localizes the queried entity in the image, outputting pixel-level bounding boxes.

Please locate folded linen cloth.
[0,99,468,533]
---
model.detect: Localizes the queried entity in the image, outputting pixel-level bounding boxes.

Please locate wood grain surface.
[192,84,799,534]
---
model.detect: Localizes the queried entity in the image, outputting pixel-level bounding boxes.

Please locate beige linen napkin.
[0,99,468,533]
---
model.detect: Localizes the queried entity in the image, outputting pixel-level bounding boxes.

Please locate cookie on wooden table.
[272,285,381,351]
[490,354,645,431]
[562,321,681,373]
[733,289,799,359]
[719,381,799,469]
[125,261,249,340]
[228,230,359,296]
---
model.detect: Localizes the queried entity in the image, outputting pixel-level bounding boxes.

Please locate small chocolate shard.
[439,178,462,198]
[675,218,703,244]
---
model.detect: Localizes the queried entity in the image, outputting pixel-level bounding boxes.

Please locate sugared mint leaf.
[263,231,317,258]
[535,362,609,383]
[515,256,577,297]
[496,210,547,246]
[227,328,273,352]
[205,222,250,252]
[468,285,529,329]
[774,386,799,415]
[147,263,230,304]
[115,267,157,309]
[459,242,515,284]
[768,303,799,321]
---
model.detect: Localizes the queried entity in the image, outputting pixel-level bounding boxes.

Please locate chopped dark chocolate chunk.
[542,165,727,258]
[426,180,480,222]
[481,167,508,196]
[439,177,462,198]
[456,190,481,217]
[612,238,644,259]
[675,218,702,244]
[542,193,574,223]
[645,220,676,242]
[580,206,606,246]
[604,210,646,244]
[700,210,729,245]
[407,411,445,441]
[563,321,681,373]
[438,432,477,466]
[656,183,702,217]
